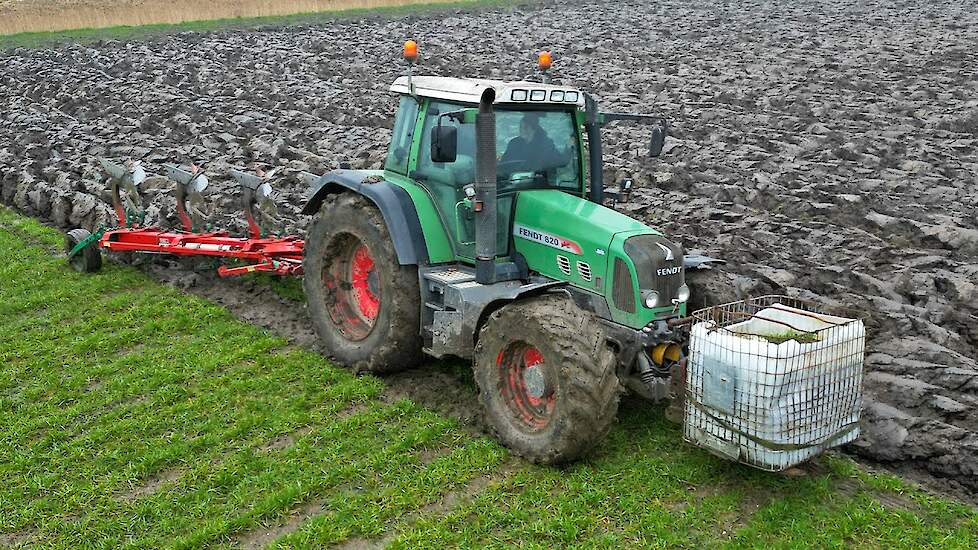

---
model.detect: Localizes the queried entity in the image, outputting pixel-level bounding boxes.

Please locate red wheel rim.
[322,235,381,341]
[350,244,380,321]
[496,342,556,432]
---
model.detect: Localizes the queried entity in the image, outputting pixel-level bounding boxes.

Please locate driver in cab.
[499,113,567,180]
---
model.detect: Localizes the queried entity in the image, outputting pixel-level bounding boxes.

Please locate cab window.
[414,103,581,193]
[417,101,476,188]
[384,96,419,175]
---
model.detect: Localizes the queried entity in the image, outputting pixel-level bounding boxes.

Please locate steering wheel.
[499,173,546,193]
[496,159,528,174]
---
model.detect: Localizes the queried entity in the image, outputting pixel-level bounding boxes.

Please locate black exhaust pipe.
[475,88,497,284]
[585,93,604,205]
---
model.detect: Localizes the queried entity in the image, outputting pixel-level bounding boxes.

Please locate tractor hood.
[511,189,659,290]
[512,190,686,328]
[513,189,657,245]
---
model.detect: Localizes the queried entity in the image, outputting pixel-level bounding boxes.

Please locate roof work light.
[538,51,552,71]
[538,51,552,84]
[403,40,419,63]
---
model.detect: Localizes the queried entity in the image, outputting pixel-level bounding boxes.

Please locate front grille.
[612,257,636,313]
[623,234,684,302]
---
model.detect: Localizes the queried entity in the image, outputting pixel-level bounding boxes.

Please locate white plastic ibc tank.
[684,299,866,471]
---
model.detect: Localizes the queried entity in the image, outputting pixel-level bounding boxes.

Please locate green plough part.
[126,208,146,228]
[67,227,106,259]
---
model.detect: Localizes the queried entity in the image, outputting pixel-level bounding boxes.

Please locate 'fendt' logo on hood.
[655,242,680,275]
[655,242,675,261]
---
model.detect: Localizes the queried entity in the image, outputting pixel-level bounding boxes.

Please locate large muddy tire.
[474,294,621,464]
[302,193,423,373]
[65,228,102,273]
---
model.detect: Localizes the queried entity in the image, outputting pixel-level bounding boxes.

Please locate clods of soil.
[1,0,976,502]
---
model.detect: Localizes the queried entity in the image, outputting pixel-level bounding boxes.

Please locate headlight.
[676,283,690,303]
[642,290,660,308]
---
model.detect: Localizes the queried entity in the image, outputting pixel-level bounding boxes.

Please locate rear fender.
[302,170,428,266]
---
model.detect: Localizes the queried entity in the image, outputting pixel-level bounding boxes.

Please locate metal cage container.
[684,296,866,471]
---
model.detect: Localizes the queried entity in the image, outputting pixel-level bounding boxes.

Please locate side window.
[418,101,477,188]
[384,96,419,175]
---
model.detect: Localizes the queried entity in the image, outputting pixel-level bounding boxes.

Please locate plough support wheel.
[65,228,103,273]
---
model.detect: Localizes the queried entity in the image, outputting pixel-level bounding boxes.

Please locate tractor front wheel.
[474,295,621,464]
[303,193,422,374]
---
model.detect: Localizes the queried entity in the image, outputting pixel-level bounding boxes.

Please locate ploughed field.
[1,0,977,501]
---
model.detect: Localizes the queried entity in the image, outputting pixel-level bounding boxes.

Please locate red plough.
[98,228,304,277]
[65,159,305,277]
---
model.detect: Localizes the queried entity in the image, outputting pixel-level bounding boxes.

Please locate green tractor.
[302,48,715,464]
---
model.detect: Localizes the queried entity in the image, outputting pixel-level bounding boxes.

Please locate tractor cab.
[378,73,688,328]
[386,76,588,263]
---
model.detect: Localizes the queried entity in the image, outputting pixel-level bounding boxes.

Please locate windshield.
[495,109,581,191]
[417,101,581,194]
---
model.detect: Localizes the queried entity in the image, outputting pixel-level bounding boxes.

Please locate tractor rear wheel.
[474,294,621,464]
[65,228,102,273]
[303,193,422,373]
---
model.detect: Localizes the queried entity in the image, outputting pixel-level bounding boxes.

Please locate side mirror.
[649,125,667,158]
[610,178,633,208]
[621,178,633,196]
[431,125,458,163]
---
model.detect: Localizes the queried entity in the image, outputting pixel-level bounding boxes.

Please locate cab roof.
[390,76,586,108]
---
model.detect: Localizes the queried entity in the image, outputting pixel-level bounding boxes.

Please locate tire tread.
[474,294,621,464]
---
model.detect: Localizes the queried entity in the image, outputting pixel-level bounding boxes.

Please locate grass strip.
[0,205,975,549]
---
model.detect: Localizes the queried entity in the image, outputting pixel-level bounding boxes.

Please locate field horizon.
[0,0,483,36]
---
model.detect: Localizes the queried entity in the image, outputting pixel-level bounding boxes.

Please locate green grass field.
[1,205,976,548]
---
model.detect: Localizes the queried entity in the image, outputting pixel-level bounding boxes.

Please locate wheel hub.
[349,243,380,321]
[496,342,556,432]
[523,365,546,400]
[323,235,382,342]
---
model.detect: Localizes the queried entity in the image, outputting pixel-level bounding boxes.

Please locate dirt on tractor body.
[1,0,976,502]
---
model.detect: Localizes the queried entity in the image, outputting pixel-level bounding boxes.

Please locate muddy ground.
[1,0,976,501]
